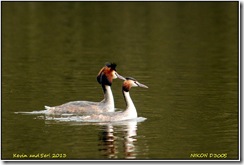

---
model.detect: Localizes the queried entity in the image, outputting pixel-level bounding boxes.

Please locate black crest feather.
[105,62,117,70]
[97,72,103,84]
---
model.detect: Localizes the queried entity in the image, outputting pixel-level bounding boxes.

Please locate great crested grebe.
[81,77,148,122]
[45,63,125,114]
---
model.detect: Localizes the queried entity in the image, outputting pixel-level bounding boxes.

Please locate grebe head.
[97,62,125,86]
[122,77,148,92]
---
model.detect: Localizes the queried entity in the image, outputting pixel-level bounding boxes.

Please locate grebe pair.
[45,63,148,121]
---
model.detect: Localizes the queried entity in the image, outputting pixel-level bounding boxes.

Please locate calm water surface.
[2,2,239,160]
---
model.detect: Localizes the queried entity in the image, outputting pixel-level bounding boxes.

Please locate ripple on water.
[15,110,147,124]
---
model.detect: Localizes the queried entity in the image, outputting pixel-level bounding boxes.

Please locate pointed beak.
[115,72,126,81]
[137,82,148,88]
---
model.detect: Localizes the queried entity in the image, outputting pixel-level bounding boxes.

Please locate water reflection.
[98,121,138,159]
[98,125,117,158]
[123,121,137,159]
[42,113,146,159]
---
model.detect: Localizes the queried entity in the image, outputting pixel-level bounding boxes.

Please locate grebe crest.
[97,63,125,92]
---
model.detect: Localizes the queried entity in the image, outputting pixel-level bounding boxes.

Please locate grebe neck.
[102,85,114,111]
[123,91,137,118]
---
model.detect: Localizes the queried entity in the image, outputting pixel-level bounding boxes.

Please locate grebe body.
[45,63,125,115]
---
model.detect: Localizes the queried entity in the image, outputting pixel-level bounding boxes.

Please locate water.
[2,2,239,160]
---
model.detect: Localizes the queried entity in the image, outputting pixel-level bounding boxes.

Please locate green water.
[2,2,239,160]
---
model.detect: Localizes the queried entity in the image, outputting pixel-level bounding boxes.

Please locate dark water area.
[2,2,239,160]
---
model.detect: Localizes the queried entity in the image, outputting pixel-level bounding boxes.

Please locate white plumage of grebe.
[45,63,125,115]
[80,77,148,122]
